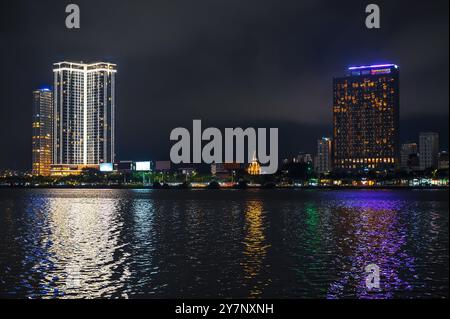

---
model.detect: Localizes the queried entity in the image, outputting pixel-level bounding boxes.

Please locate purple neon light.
[348,64,398,70]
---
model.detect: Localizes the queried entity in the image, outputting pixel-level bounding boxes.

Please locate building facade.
[407,153,421,171]
[53,61,117,166]
[438,151,449,170]
[315,137,332,174]
[211,163,227,176]
[400,142,418,170]
[333,64,400,171]
[32,87,53,176]
[419,132,439,170]
[294,152,313,164]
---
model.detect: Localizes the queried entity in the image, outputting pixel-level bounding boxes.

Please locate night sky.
[0,0,448,170]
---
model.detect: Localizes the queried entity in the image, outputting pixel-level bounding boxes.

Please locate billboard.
[117,161,133,171]
[100,163,114,172]
[135,161,151,171]
[155,161,171,171]
[371,68,391,75]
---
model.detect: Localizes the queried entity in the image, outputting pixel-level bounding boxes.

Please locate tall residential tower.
[333,64,400,171]
[32,87,53,176]
[315,137,333,174]
[419,132,439,170]
[53,62,117,166]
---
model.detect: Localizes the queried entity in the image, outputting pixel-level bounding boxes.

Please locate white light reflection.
[43,190,130,298]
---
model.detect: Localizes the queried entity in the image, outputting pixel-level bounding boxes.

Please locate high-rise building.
[400,142,418,169]
[333,64,400,170]
[419,132,439,170]
[315,137,332,174]
[32,87,53,176]
[53,61,117,166]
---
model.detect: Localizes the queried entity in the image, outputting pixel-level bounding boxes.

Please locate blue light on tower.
[348,64,399,70]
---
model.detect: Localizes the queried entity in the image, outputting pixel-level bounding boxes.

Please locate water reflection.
[128,196,156,297]
[0,189,447,298]
[280,201,332,297]
[327,198,415,299]
[241,201,270,298]
[24,192,130,298]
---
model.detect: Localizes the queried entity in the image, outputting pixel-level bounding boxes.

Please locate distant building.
[210,163,231,179]
[315,137,332,174]
[294,152,313,164]
[438,151,449,170]
[155,161,171,172]
[116,161,134,172]
[32,87,53,176]
[223,163,242,171]
[53,61,117,167]
[247,153,261,175]
[407,153,421,172]
[211,163,227,176]
[333,64,400,170]
[50,164,99,176]
[400,143,418,169]
[283,153,313,166]
[419,132,439,170]
[178,167,196,177]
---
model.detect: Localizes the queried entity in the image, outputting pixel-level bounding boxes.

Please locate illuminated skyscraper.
[333,64,399,170]
[53,61,117,165]
[32,87,53,176]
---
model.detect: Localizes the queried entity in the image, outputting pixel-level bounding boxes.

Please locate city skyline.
[0,1,448,303]
[16,63,448,173]
[27,61,446,176]
[0,0,449,171]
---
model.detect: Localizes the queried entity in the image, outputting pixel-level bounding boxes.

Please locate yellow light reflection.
[241,201,270,298]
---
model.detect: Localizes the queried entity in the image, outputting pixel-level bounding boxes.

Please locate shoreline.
[0,185,448,190]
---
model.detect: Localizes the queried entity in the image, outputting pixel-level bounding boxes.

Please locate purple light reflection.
[326,193,415,299]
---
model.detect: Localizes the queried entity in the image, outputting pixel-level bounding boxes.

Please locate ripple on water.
[0,189,448,298]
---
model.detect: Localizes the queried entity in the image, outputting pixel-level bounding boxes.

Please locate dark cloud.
[0,0,448,170]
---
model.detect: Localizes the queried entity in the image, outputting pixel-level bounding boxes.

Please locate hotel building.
[53,62,117,170]
[333,64,400,171]
[32,87,53,176]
